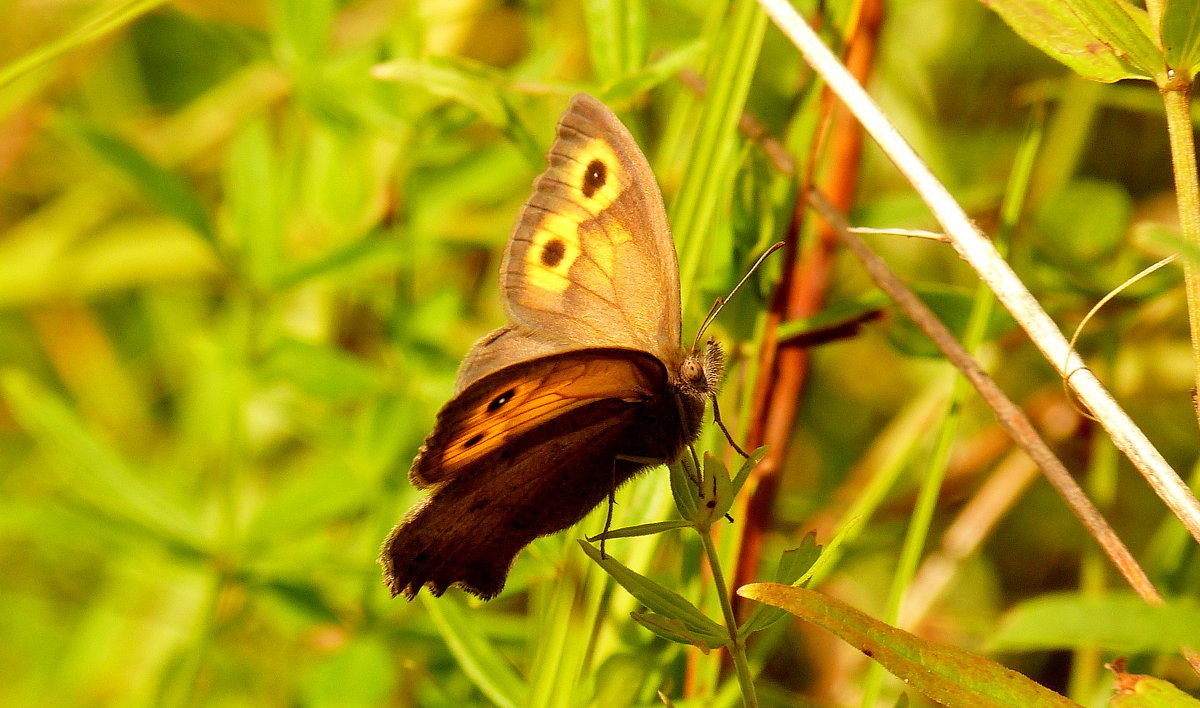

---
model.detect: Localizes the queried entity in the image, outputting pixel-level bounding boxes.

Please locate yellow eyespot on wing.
[566,137,623,215]
[524,213,582,293]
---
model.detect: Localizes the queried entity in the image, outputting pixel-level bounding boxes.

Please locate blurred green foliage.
[0,0,1198,706]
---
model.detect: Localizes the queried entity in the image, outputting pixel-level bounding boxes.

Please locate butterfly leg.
[711,395,749,459]
[601,461,616,560]
[591,454,669,559]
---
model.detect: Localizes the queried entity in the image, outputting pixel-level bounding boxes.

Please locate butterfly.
[381,94,724,600]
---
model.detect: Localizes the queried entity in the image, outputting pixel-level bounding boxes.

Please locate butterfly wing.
[382,348,669,599]
[499,94,682,361]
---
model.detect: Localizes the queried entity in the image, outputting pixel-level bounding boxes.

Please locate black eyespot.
[540,240,565,267]
[489,388,516,411]
[464,433,484,448]
[582,158,606,198]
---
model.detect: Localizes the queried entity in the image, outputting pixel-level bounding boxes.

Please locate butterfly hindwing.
[383,396,653,599]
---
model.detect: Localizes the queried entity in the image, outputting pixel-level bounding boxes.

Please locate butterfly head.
[677,337,723,399]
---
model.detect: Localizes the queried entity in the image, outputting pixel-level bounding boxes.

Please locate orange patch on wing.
[437,356,657,470]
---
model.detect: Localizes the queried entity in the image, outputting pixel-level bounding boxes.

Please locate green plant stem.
[699,529,758,708]
[1162,84,1200,429]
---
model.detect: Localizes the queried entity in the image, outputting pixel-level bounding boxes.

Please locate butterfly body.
[382,94,721,600]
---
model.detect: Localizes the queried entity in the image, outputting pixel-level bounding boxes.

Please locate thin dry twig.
[811,189,1200,675]
[809,190,1159,602]
[758,0,1200,545]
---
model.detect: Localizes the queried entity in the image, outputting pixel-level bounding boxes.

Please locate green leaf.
[421,594,528,708]
[585,0,648,83]
[738,584,1082,708]
[730,445,769,498]
[669,456,701,522]
[602,40,708,100]
[888,284,1015,358]
[74,124,215,245]
[258,339,384,400]
[1063,0,1161,77]
[577,540,728,640]
[255,579,341,624]
[1135,222,1200,268]
[631,612,726,652]
[591,519,692,541]
[0,369,205,555]
[980,0,1152,82]
[697,452,733,525]
[777,533,821,585]
[1034,180,1132,264]
[1162,0,1200,79]
[224,119,284,287]
[370,57,538,164]
[1109,670,1200,707]
[740,537,821,635]
[0,0,169,90]
[301,638,396,707]
[990,592,1200,653]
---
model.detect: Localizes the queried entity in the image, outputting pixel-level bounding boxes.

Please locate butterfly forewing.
[411,348,666,487]
[500,94,682,362]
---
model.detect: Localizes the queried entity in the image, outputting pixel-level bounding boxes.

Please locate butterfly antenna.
[690,241,785,351]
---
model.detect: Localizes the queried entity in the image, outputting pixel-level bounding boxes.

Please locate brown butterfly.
[381,94,724,600]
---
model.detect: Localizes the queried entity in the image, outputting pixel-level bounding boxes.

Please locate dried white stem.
[757,0,1200,542]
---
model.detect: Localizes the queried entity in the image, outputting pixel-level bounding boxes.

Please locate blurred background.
[1,0,1197,706]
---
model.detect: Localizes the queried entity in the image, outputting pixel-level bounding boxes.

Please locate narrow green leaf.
[990,592,1200,653]
[0,0,169,89]
[370,56,539,164]
[631,612,727,652]
[0,369,204,553]
[1135,222,1200,267]
[669,457,701,521]
[224,119,284,287]
[729,445,769,498]
[254,579,341,624]
[590,519,692,541]
[258,339,384,400]
[674,0,769,301]
[74,125,215,244]
[577,540,727,639]
[585,0,648,83]
[738,584,1082,708]
[602,40,707,100]
[371,56,508,127]
[275,0,334,72]
[420,594,528,708]
[1162,0,1200,79]
[980,0,1151,82]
